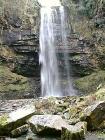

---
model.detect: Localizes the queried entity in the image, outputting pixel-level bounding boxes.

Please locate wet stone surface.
[0,99,36,116]
[0,97,105,140]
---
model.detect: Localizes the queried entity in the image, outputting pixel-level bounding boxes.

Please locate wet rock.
[0,106,35,136]
[61,121,87,140]
[7,33,40,77]
[12,52,40,77]
[11,124,29,138]
[28,115,69,136]
[80,101,105,130]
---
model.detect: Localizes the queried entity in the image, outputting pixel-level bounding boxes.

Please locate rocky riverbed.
[0,89,105,140]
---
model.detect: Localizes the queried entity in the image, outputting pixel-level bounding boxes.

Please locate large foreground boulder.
[28,115,87,140]
[28,115,68,136]
[0,105,35,136]
[80,101,105,130]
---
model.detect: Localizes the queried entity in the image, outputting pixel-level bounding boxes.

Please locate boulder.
[28,115,69,136]
[80,101,105,130]
[61,121,87,140]
[0,105,35,136]
[11,124,29,138]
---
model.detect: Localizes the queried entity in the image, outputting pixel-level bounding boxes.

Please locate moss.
[69,106,79,119]
[74,71,105,94]
[0,65,30,92]
[95,131,105,139]
[0,114,9,126]
[0,114,9,135]
[0,109,35,136]
[72,55,82,61]
[94,87,105,100]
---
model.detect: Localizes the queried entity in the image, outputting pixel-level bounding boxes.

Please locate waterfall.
[39,7,62,97]
[39,0,75,97]
[60,6,76,96]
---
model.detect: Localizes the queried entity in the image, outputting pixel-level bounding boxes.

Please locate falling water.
[60,6,76,96]
[39,7,61,97]
[39,0,75,97]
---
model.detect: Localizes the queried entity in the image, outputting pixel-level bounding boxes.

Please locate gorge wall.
[0,0,41,99]
[0,0,105,98]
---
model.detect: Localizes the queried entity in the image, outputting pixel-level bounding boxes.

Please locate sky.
[38,0,61,7]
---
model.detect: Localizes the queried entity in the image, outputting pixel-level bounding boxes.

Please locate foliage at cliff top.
[0,0,40,30]
[81,0,105,18]
[62,0,105,18]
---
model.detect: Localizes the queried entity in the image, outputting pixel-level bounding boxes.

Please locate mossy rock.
[0,65,30,92]
[61,122,87,140]
[80,101,105,130]
[0,114,9,126]
[74,71,105,94]
[0,106,35,136]
[10,124,29,138]
[94,87,105,100]
[0,114,10,135]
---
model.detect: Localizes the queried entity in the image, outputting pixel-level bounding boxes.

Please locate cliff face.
[0,0,40,76]
[0,0,41,98]
[60,0,105,76]
[0,0,105,97]
[63,0,105,94]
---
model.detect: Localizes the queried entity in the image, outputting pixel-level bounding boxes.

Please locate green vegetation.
[81,0,97,18]
[0,65,29,92]
[95,87,105,100]
[96,131,105,139]
[0,114,8,126]
[75,71,105,94]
